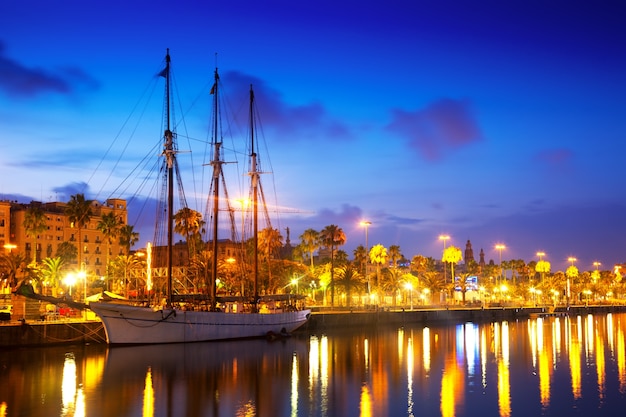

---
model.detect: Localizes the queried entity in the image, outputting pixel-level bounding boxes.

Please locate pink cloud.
[386,98,482,161]
[222,71,352,142]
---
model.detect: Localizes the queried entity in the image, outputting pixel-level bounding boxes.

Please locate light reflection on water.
[1,312,626,416]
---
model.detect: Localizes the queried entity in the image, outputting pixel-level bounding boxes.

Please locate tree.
[40,257,65,296]
[118,224,139,255]
[174,207,204,257]
[65,194,93,270]
[535,260,551,282]
[369,243,388,290]
[382,267,405,306]
[299,228,320,271]
[335,262,364,307]
[23,205,47,265]
[110,254,145,297]
[258,227,283,291]
[0,252,27,290]
[319,224,346,307]
[442,246,463,284]
[55,241,77,266]
[388,245,402,268]
[97,212,121,283]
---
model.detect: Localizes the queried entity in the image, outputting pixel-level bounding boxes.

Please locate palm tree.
[257,227,283,292]
[23,205,47,265]
[442,245,463,284]
[40,257,65,296]
[55,241,77,266]
[97,211,121,287]
[388,245,402,268]
[369,243,388,290]
[382,267,405,306]
[319,224,346,307]
[420,271,444,304]
[299,228,320,271]
[65,193,93,271]
[118,224,139,255]
[0,252,27,290]
[111,254,144,297]
[335,262,364,307]
[535,260,551,283]
[174,207,204,257]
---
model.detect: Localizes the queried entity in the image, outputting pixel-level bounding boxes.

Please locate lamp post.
[404,282,413,310]
[567,257,577,306]
[495,244,506,284]
[536,251,547,282]
[64,272,76,297]
[360,221,371,294]
[439,235,450,283]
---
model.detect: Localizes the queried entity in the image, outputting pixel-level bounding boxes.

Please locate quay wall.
[304,305,626,332]
[1,305,625,347]
[0,320,106,347]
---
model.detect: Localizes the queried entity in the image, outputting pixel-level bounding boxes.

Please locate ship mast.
[163,49,174,308]
[209,68,222,311]
[249,86,260,309]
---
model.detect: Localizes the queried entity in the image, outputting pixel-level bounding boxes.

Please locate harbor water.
[1,312,625,416]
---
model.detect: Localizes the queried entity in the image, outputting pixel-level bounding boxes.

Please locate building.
[6,198,128,277]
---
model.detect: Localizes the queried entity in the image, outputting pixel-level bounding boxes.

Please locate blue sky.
[1,0,625,271]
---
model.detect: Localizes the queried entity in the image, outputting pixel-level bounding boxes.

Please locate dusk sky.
[2,1,625,272]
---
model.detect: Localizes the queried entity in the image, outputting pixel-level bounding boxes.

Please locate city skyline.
[1,1,625,271]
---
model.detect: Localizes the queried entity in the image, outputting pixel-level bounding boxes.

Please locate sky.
[1,0,625,272]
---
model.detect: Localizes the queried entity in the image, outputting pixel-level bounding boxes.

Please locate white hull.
[90,302,311,344]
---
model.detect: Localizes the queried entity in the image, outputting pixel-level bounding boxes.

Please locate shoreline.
[1,304,624,347]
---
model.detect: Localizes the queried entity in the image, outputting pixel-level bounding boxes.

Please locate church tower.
[464,240,475,264]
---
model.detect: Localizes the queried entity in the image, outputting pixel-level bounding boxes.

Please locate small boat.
[89,50,310,344]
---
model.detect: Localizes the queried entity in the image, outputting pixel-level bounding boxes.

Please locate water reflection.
[1,313,626,416]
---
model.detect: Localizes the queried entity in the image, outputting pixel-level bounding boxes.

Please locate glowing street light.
[4,243,16,254]
[64,272,77,297]
[404,282,413,310]
[495,244,506,283]
[439,235,451,282]
[568,257,577,266]
[536,251,545,261]
[360,220,372,293]
[593,261,601,270]
[291,276,300,295]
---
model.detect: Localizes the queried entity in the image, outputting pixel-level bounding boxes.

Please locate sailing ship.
[89,50,310,344]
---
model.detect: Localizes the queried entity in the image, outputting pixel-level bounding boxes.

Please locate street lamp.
[360,221,371,293]
[439,235,450,282]
[495,244,506,283]
[568,257,577,266]
[291,276,300,295]
[536,251,545,261]
[404,282,413,310]
[64,272,76,297]
[593,261,601,270]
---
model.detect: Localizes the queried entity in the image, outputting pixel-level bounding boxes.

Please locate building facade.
[6,198,128,277]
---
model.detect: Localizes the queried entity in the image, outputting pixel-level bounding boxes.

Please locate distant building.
[6,198,127,277]
[464,240,475,264]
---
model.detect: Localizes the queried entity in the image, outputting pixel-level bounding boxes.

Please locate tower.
[464,240,475,264]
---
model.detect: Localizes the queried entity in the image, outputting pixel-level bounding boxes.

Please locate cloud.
[533,148,574,169]
[51,182,92,202]
[221,71,352,142]
[386,98,482,161]
[0,40,99,98]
